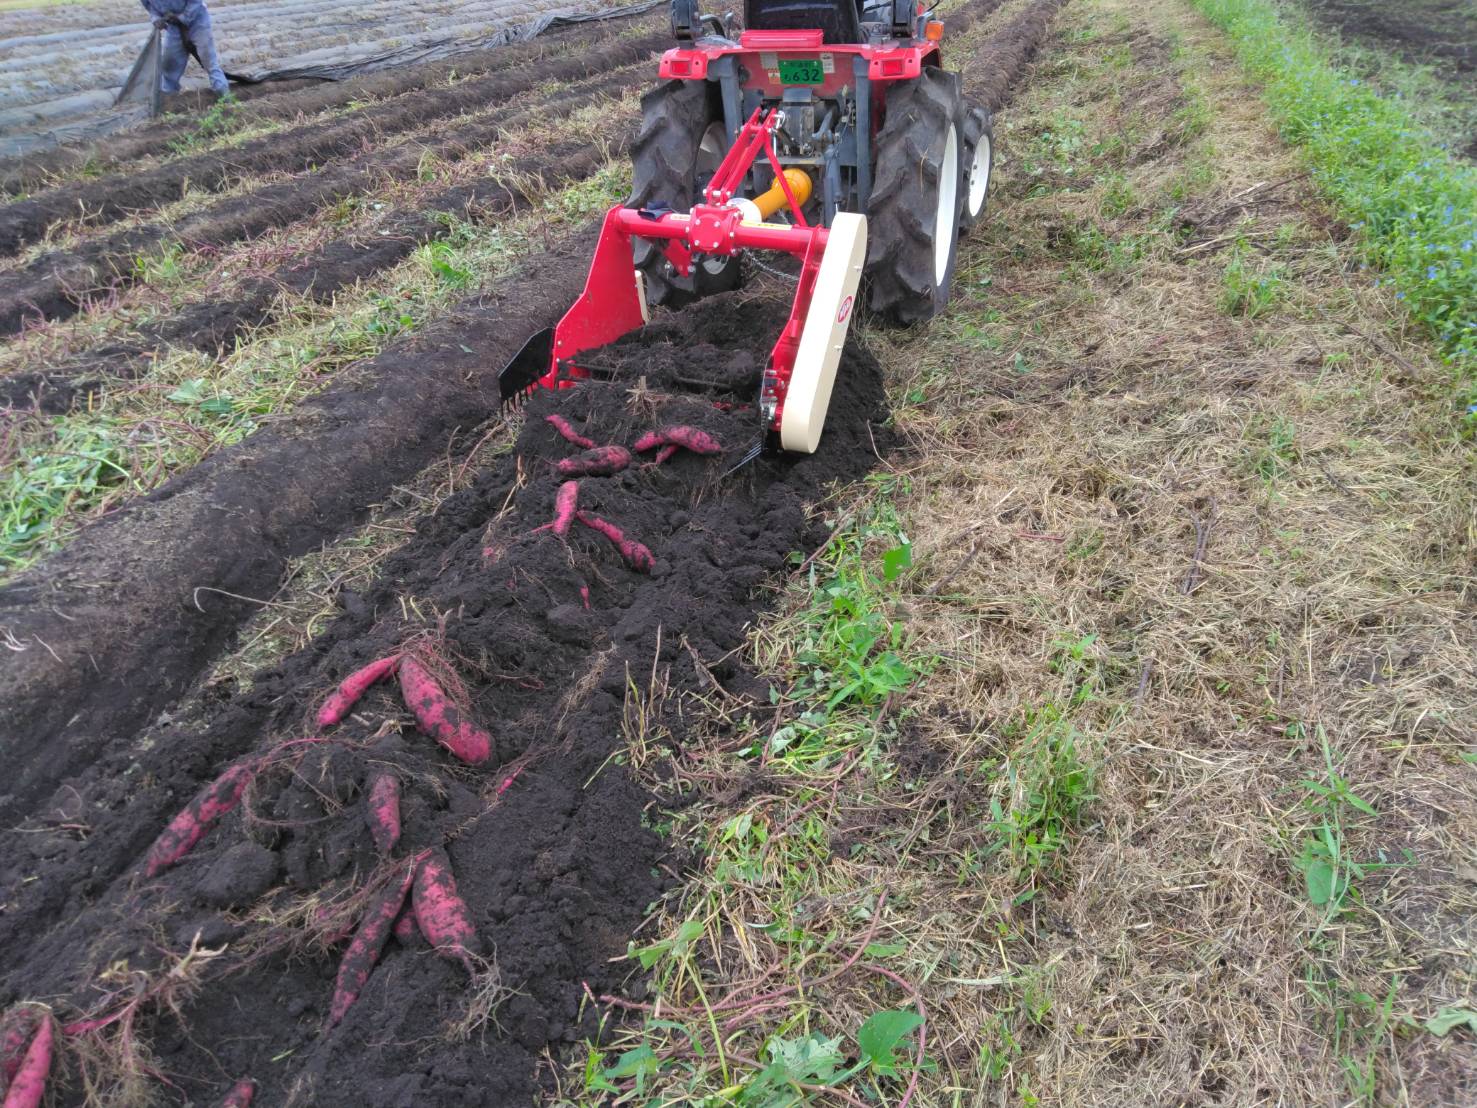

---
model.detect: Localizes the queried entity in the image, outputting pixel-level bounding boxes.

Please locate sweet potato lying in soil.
[550,480,579,537]
[576,512,655,573]
[554,445,631,477]
[364,771,401,854]
[1,1010,51,1108]
[317,655,401,727]
[145,762,256,877]
[219,1077,256,1107]
[633,425,722,457]
[412,852,478,969]
[397,657,493,765]
[1,1007,40,1090]
[328,860,418,1028]
[392,905,422,946]
[544,413,596,450]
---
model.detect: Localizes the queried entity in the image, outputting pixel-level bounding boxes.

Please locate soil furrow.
[0,63,648,337]
[0,229,597,828]
[0,5,1065,1100]
[0,295,888,1104]
[0,139,620,414]
[0,13,656,197]
[0,32,666,259]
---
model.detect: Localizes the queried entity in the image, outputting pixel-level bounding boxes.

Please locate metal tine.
[723,438,764,477]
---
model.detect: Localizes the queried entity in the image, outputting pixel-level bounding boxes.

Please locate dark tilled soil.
[0,139,619,415]
[0,12,662,199]
[1303,0,1477,72]
[0,229,600,827]
[0,63,647,337]
[0,32,666,259]
[0,293,887,1105]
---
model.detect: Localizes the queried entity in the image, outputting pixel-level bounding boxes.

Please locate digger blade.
[498,327,554,410]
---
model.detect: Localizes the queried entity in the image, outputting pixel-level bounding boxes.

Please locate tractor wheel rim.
[968,133,991,217]
[934,123,959,286]
[698,122,731,276]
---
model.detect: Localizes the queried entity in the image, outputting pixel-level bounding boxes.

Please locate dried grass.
[578,0,1476,1102]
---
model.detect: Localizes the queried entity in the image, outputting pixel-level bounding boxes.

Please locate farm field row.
[0,0,1472,1104]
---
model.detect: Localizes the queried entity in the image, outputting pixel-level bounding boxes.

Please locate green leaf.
[1425,1007,1477,1037]
[602,1044,658,1081]
[882,542,912,582]
[769,1032,844,1082]
[167,379,205,404]
[1301,856,1335,906]
[857,1009,924,1075]
[864,941,907,958]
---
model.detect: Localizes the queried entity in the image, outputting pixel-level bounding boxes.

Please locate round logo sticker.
[836,295,854,324]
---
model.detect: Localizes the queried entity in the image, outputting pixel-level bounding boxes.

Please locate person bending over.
[139,0,228,95]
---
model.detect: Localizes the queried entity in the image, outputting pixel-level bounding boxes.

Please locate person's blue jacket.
[139,0,198,19]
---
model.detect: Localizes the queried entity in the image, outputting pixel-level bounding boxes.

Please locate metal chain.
[743,251,799,284]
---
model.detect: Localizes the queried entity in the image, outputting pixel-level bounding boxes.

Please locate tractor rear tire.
[628,79,740,309]
[865,67,965,325]
[959,102,994,234]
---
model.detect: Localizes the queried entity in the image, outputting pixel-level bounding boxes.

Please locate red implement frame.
[534,109,828,435]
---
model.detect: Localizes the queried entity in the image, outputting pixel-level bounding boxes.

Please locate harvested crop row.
[0,61,646,337]
[0,294,888,1103]
[0,13,656,197]
[0,30,666,258]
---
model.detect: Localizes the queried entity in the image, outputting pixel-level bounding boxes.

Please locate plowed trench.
[0,297,886,1105]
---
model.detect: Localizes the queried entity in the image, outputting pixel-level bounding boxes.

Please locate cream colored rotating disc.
[779,212,867,453]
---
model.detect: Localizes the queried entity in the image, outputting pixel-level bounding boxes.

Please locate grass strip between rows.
[1187,0,1477,417]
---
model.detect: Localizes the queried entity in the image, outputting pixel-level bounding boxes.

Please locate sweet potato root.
[392,905,422,946]
[555,446,631,478]
[0,1007,42,1098]
[576,512,655,574]
[317,655,400,727]
[328,860,417,1028]
[634,425,722,458]
[413,852,477,968]
[364,771,401,855]
[145,762,256,877]
[219,1077,256,1107]
[1,1011,51,1108]
[545,414,596,450]
[397,657,493,766]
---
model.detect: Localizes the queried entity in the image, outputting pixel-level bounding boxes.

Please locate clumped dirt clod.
[0,292,887,1104]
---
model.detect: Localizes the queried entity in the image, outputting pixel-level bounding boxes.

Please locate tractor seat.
[744,0,866,44]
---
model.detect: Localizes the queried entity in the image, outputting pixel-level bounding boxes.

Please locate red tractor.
[503,0,994,454]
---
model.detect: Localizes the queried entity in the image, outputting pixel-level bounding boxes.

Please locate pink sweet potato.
[328,860,417,1028]
[364,771,401,855]
[145,762,256,877]
[1,1007,40,1093]
[576,512,655,574]
[652,444,679,466]
[545,414,596,450]
[317,655,401,727]
[392,905,422,946]
[219,1077,256,1108]
[412,852,477,967]
[634,425,722,457]
[555,445,631,478]
[397,657,493,765]
[551,480,579,537]
[2,1011,51,1108]
[662,426,722,455]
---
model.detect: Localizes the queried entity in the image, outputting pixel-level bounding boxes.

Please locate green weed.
[131,242,186,286]
[167,93,242,155]
[1220,246,1286,317]
[1191,0,1477,415]
[987,706,1096,888]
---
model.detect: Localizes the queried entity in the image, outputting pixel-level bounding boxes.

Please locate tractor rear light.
[925,20,944,41]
